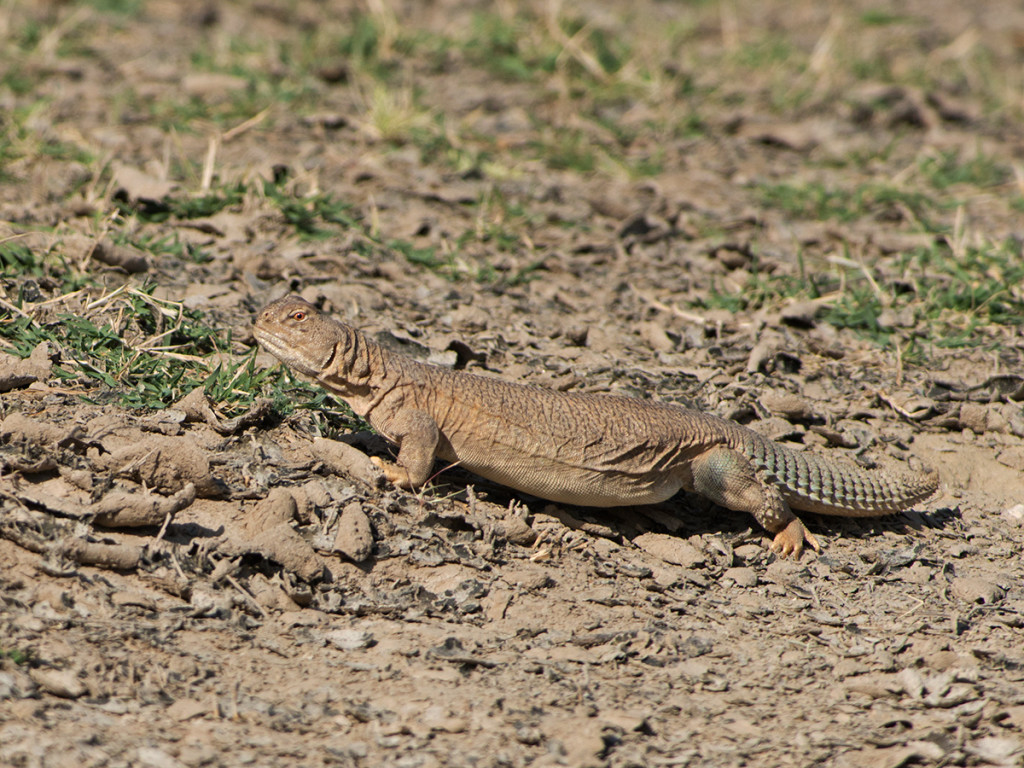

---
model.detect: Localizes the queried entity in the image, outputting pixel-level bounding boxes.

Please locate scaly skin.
[254,296,939,558]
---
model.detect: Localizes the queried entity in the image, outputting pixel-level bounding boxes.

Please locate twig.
[631,285,706,324]
[226,574,267,618]
[0,296,33,322]
[827,251,884,302]
[200,135,219,193]
[223,108,270,142]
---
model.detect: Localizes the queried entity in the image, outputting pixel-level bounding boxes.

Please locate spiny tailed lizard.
[255,296,938,558]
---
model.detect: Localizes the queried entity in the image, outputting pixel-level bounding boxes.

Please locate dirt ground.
[2,1,1024,766]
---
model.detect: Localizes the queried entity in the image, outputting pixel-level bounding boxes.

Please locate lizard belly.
[456,453,685,508]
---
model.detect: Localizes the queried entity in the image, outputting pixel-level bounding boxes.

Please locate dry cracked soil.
[1,1,1024,767]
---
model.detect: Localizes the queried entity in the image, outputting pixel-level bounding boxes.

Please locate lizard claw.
[770,519,820,559]
[371,456,414,489]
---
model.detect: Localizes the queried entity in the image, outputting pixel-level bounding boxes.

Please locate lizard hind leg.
[688,445,819,558]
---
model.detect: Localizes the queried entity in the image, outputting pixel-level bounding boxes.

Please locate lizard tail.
[739,430,939,517]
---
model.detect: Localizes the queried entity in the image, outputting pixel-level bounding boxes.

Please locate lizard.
[254,296,939,558]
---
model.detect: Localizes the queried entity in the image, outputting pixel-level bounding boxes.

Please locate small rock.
[1001,504,1024,524]
[639,322,674,353]
[732,544,763,563]
[29,667,86,699]
[333,502,374,562]
[248,575,302,612]
[166,698,209,722]
[501,515,537,546]
[422,706,468,734]
[312,438,385,489]
[110,591,157,611]
[779,300,822,328]
[633,533,704,568]
[92,242,149,273]
[876,307,915,329]
[897,667,925,699]
[514,724,543,746]
[722,567,758,587]
[0,341,54,392]
[832,658,869,679]
[950,576,1004,604]
[291,479,331,523]
[136,746,187,768]
[996,447,1024,471]
[111,163,177,202]
[0,671,30,700]
[760,391,818,421]
[967,736,1024,766]
[763,559,805,586]
[244,487,298,534]
[959,403,989,434]
[677,635,714,658]
[181,72,248,99]
[325,628,375,651]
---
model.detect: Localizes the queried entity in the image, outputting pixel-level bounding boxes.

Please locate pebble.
[1002,504,1024,524]
[633,533,705,568]
[29,667,86,699]
[333,502,374,562]
[950,576,1004,605]
[722,567,758,587]
[326,628,376,651]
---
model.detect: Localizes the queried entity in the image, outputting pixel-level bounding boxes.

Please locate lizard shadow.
[612,498,959,549]
[626,497,959,550]
[438,464,959,551]
[343,434,959,553]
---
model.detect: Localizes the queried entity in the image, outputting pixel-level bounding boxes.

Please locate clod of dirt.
[243,487,296,532]
[174,386,219,425]
[59,467,95,491]
[632,532,705,568]
[223,487,325,582]
[0,411,79,447]
[174,387,273,435]
[325,628,375,651]
[0,342,54,392]
[92,482,196,528]
[59,537,143,570]
[111,162,177,204]
[92,242,149,274]
[99,436,223,497]
[312,437,385,489]
[289,479,331,524]
[501,514,537,546]
[63,229,149,274]
[426,637,496,668]
[722,566,758,587]
[761,391,819,422]
[248,573,302,612]
[950,576,1005,605]
[141,567,192,601]
[958,403,990,434]
[28,668,87,700]
[333,501,374,562]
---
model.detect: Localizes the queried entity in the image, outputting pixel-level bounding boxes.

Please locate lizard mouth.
[253,326,321,377]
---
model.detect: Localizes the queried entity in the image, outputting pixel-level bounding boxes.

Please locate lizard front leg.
[370,408,440,489]
[687,445,821,558]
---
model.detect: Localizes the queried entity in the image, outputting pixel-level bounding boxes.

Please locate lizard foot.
[370,456,413,489]
[770,519,821,559]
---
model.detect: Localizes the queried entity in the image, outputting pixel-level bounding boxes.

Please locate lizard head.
[254,296,339,377]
